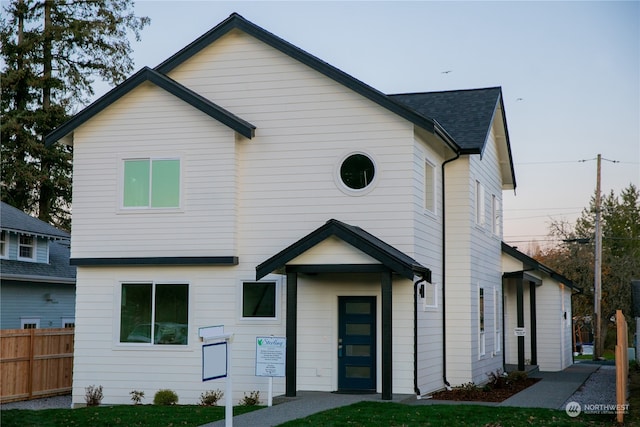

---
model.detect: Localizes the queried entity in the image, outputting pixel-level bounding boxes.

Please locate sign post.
[201,326,234,427]
[255,336,286,406]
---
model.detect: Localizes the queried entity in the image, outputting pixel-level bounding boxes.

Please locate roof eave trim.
[45,67,255,146]
[0,274,76,284]
[70,256,238,266]
[157,13,445,141]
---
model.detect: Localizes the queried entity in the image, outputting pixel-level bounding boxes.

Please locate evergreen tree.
[1,0,149,228]
[536,183,640,355]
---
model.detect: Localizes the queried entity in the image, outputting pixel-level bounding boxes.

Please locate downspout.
[441,151,460,390]
[414,274,428,396]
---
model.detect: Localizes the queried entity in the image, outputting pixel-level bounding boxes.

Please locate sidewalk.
[201,362,605,426]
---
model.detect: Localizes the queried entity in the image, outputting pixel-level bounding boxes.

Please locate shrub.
[199,389,223,406]
[486,369,508,389]
[153,389,179,406]
[507,370,528,383]
[240,390,260,406]
[130,390,145,405]
[84,385,103,406]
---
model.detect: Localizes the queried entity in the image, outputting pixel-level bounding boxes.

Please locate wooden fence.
[0,328,74,403]
[615,310,628,424]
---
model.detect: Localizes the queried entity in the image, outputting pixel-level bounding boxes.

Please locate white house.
[502,243,580,372]
[45,13,573,407]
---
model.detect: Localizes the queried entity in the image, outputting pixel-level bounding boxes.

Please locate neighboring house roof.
[256,218,431,281]
[1,240,76,284]
[501,242,581,292]
[1,202,69,239]
[0,202,75,284]
[45,67,256,145]
[390,88,516,188]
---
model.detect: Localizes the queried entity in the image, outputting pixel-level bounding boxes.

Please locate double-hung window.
[120,283,189,345]
[0,230,7,258]
[18,235,35,260]
[424,160,436,213]
[475,180,485,226]
[123,158,180,208]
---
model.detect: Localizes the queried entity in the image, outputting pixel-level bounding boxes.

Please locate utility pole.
[593,154,602,360]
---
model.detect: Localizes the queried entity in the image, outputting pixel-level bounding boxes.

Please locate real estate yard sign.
[255,336,286,377]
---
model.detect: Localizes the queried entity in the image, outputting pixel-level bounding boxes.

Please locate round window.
[340,153,375,190]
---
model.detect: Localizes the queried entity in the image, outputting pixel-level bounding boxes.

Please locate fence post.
[615,310,628,424]
[28,328,35,399]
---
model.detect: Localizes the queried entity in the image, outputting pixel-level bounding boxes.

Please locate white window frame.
[491,194,500,235]
[119,156,183,211]
[0,230,7,258]
[478,284,486,358]
[18,234,36,261]
[422,282,438,310]
[62,317,76,328]
[475,180,485,226]
[240,280,279,320]
[21,317,40,329]
[424,159,437,214]
[494,288,501,354]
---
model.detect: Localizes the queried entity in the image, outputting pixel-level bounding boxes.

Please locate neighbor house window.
[424,160,436,213]
[340,153,375,190]
[62,318,75,328]
[242,281,277,318]
[479,286,485,357]
[475,180,485,225]
[120,283,188,345]
[18,235,35,260]
[0,230,6,257]
[21,318,40,329]
[123,158,180,208]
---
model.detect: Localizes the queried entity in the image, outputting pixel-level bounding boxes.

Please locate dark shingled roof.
[389,87,503,153]
[1,202,69,239]
[1,240,76,283]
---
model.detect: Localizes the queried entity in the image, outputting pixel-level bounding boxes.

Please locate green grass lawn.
[1,402,623,427]
[0,404,260,427]
[278,402,621,427]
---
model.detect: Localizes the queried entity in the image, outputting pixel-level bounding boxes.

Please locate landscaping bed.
[430,371,540,402]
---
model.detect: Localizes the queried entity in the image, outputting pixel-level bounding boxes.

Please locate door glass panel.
[346,345,370,357]
[345,302,370,314]
[346,366,370,379]
[346,323,371,336]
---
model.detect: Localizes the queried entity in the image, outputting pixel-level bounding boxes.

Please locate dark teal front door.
[338,296,376,392]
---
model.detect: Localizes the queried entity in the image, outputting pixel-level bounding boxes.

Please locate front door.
[338,296,376,392]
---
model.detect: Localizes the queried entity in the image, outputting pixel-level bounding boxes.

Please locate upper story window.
[0,230,6,258]
[123,158,180,209]
[340,153,375,190]
[18,234,35,260]
[475,180,485,226]
[120,282,189,345]
[491,194,500,235]
[424,160,436,213]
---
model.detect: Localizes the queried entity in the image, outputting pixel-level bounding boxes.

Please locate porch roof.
[256,219,431,281]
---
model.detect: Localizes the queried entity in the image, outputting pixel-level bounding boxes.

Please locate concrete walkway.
[200,362,603,426]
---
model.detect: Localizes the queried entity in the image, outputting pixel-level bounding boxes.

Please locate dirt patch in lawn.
[430,374,540,403]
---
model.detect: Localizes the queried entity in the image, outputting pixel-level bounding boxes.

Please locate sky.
[99,1,640,250]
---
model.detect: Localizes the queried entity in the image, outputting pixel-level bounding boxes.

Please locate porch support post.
[529,282,537,366]
[286,271,297,397]
[381,270,393,400]
[516,280,525,371]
